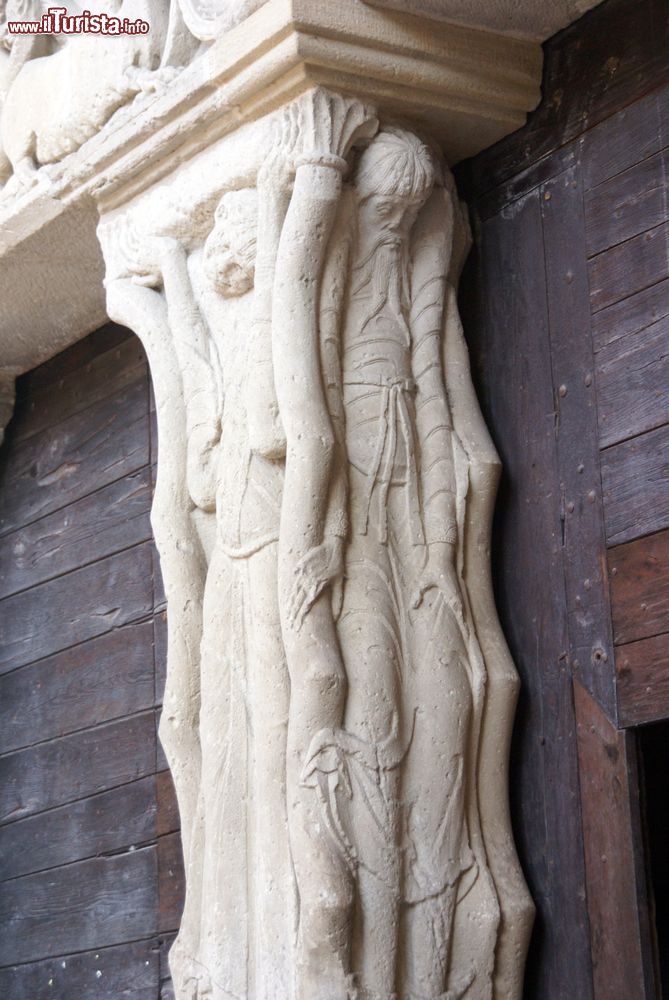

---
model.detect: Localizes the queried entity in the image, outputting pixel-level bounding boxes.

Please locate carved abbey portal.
[0,1,540,997]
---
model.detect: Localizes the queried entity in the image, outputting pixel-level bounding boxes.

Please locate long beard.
[351,237,411,345]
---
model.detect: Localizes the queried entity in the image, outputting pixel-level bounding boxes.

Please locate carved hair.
[354,126,435,204]
[203,187,258,298]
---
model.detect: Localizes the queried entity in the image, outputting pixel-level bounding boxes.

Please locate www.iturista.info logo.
[7,5,150,35]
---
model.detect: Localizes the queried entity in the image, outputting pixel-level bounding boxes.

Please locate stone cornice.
[0,0,541,372]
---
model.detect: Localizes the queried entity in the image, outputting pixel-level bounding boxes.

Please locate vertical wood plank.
[464,192,594,999]
[574,679,656,999]
[541,165,617,718]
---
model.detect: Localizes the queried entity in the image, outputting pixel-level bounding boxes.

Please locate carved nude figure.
[116,177,297,1000]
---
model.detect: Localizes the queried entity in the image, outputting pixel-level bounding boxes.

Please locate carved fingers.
[286,536,344,630]
[410,557,463,622]
[294,87,378,172]
[103,218,181,287]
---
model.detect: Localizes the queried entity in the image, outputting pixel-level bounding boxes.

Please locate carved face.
[203,188,258,298]
[358,193,421,241]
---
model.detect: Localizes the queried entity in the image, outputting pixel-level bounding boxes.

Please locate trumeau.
[0,5,537,997]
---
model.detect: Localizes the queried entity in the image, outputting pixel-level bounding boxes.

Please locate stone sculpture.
[100,84,532,1000]
[0,0,269,190]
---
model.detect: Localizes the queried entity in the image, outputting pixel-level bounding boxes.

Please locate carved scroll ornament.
[99,85,533,1000]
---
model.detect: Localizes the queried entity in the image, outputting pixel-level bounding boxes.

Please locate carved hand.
[287,535,345,630]
[256,104,300,194]
[411,542,463,621]
[124,231,182,287]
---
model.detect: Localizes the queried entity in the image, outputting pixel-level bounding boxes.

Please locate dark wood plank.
[601,424,669,545]
[574,680,655,1000]
[462,194,594,998]
[20,324,132,393]
[12,336,147,444]
[0,373,150,536]
[0,543,153,674]
[542,165,616,716]
[616,633,669,727]
[158,832,185,933]
[0,847,157,965]
[456,0,669,199]
[589,220,669,315]
[0,469,152,600]
[154,610,168,705]
[608,529,669,645]
[582,85,669,191]
[591,276,669,354]
[153,542,166,612]
[584,149,669,257]
[596,314,669,448]
[160,934,177,1000]
[156,709,169,773]
[0,621,155,754]
[0,938,160,1000]
[156,771,180,838]
[0,712,156,824]
[0,777,157,882]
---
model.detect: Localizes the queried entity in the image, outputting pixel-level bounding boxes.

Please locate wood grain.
[0,469,152,599]
[574,680,655,1000]
[0,777,157,882]
[0,621,155,754]
[0,712,156,824]
[457,0,669,199]
[0,847,157,965]
[156,771,180,838]
[584,149,669,257]
[0,543,154,674]
[591,276,669,354]
[463,193,594,999]
[589,221,669,315]
[12,336,147,444]
[608,529,669,645]
[20,324,131,393]
[0,373,150,536]
[542,166,616,716]
[616,633,669,727]
[581,85,669,191]
[158,832,185,933]
[596,314,669,449]
[601,424,669,545]
[0,938,160,1000]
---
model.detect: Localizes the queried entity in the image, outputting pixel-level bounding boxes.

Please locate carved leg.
[402,590,475,1000]
[283,590,354,1000]
[245,541,297,999]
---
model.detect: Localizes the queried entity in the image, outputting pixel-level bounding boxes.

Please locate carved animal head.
[203,187,258,297]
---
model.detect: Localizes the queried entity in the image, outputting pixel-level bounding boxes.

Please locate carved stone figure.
[100,85,532,1000]
[175,0,267,39]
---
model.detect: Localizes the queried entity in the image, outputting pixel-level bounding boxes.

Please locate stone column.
[93,6,538,998]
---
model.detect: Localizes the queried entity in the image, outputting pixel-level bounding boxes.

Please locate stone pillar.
[98,81,533,1000]
[0,2,541,996]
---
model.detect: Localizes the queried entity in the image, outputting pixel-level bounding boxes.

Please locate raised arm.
[409,185,461,611]
[130,235,222,512]
[410,185,458,547]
